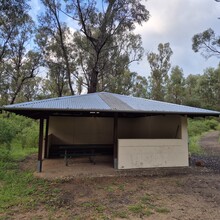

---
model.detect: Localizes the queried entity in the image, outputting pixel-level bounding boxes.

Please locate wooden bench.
[51,144,113,166]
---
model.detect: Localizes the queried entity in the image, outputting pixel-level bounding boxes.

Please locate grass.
[156,207,170,213]
[188,135,203,155]
[0,161,48,213]
[188,118,220,155]
[141,194,152,204]
[128,203,145,214]
[114,210,128,218]
[127,193,170,217]
[0,145,54,216]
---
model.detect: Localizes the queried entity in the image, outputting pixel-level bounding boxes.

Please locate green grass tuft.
[156,207,170,213]
[128,203,144,214]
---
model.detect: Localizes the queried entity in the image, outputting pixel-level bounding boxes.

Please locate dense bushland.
[0,114,38,160]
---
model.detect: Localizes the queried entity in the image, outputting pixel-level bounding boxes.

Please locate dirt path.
[191,131,220,172]
[200,131,220,156]
[9,130,220,220]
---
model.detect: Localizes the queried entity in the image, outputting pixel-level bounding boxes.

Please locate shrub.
[188,118,219,137]
[0,113,39,150]
[188,118,220,155]
[0,117,16,149]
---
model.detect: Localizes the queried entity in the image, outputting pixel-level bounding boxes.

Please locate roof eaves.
[2,107,220,117]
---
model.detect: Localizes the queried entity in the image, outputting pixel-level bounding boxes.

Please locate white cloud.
[130,0,220,77]
[29,0,220,77]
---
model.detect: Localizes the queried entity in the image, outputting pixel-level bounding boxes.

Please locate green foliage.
[0,152,49,214]
[156,207,170,213]
[0,114,39,152]
[192,28,220,58]
[188,119,218,137]
[147,42,173,101]
[189,135,202,155]
[166,66,185,104]
[188,118,219,154]
[0,117,15,149]
[104,70,149,98]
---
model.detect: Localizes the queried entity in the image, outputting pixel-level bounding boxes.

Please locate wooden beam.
[44,118,49,158]
[113,113,118,169]
[37,118,44,172]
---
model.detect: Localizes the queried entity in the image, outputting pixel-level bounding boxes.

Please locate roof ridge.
[112,93,219,112]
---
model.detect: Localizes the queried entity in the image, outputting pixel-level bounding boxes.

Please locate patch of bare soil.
[19,154,37,172]
[11,131,220,219]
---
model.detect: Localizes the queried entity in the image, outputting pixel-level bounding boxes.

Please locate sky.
[30,0,220,77]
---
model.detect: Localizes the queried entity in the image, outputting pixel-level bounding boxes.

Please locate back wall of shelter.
[48,115,182,146]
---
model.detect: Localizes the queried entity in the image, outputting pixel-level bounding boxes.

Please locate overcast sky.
[30,0,220,77]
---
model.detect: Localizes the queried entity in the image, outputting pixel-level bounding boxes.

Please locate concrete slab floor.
[34,156,116,180]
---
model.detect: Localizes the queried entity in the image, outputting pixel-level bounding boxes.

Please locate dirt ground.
[15,131,220,219]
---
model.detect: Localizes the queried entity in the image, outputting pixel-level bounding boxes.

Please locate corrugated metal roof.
[2,92,220,116]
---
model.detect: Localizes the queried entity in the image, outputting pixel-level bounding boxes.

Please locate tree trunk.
[88,69,98,93]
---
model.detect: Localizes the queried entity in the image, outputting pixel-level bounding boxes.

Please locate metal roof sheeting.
[2,92,220,116]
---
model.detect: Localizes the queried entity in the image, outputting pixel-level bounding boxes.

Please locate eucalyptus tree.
[73,30,145,93]
[196,66,220,110]
[65,0,150,93]
[192,28,220,58]
[184,74,201,107]
[192,0,220,58]
[147,43,173,101]
[4,16,41,104]
[0,0,30,62]
[103,70,148,97]
[0,1,41,105]
[37,0,76,96]
[16,76,42,103]
[166,66,185,104]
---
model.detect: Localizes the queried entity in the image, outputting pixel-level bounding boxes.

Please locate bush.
[0,113,39,150]
[188,135,202,155]
[16,122,39,149]
[188,118,218,137]
[188,118,220,155]
[0,117,16,149]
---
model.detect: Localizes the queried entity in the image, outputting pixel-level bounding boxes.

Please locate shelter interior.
[46,115,182,161]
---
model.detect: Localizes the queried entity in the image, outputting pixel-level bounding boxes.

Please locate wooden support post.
[37,118,44,172]
[44,118,49,158]
[113,113,118,169]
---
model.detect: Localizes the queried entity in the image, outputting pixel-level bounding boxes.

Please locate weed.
[128,203,144,214]
[118,184,125,191]
[81,202,95,208]
[95,205,105,213]
[114,210,128,218]
[106,185,115,193]
[144,209,154,216]
[156,207,170,213]
[52,188,61,193]
[188,135,203,155]
[141,194,151,204]
[94,214,110,220]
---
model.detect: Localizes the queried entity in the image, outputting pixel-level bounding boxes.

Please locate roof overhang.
[1,92,220,119]
[1,108,219,119]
